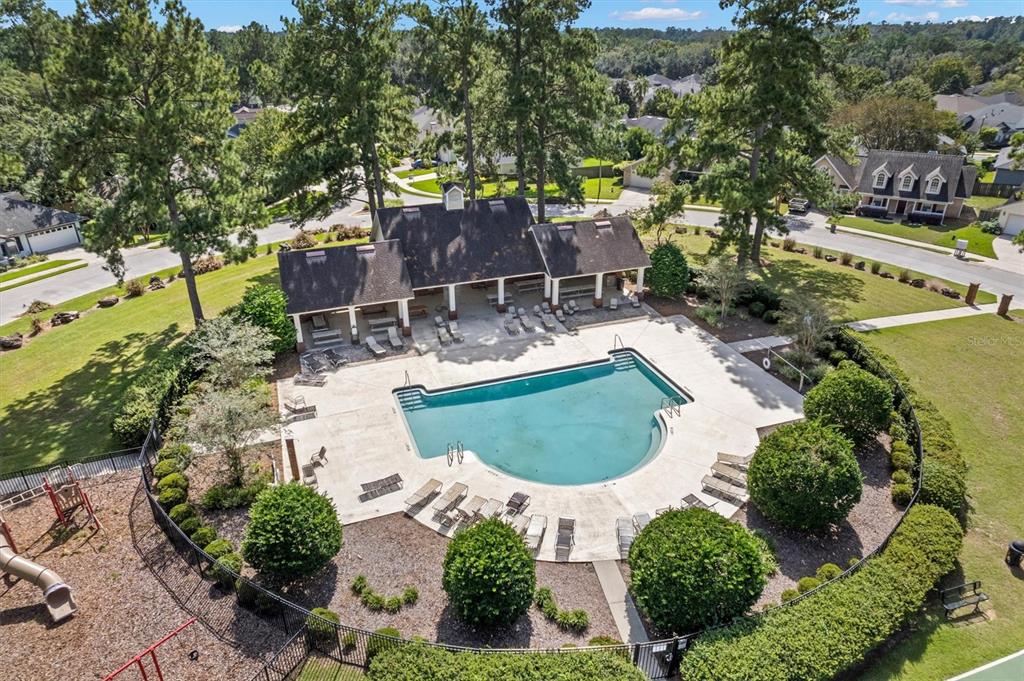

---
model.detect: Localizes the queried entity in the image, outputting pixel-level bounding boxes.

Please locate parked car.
[788,197,809,213]
[411,159,425,169]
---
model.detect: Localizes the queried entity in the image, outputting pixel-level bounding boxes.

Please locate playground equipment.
[44,465,101,531]
[0,513,78,622]
[103,617,198,681]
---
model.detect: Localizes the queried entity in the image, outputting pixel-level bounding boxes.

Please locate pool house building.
[279,184,652,351]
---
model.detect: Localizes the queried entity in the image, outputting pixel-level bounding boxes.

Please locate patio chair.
[518,307,528,318]
[524,515,547,554]
[520,314,535,332]
[555,517,575,561]
[404,478,442,515]
[633,512,651,532]
[294,371,327,387]
[616,517,635,557]
[504,313,519,335]
[541,314,557,331]
[284,395,316,418]
[457,495,487,523]
[359,473,404,502]
[480,498,504,519]
[506,491,531,515]
[366,336,387,357]
[541,301,552,314]
[310,446,327,467]
[506,512,530,535]
[323,348,348,369]
[437,325,453,345]
[301,353,329,375]
[681,493,713,510]
[609,297,619,311]
[555,309,567,323]
[432,482,468,514]
[717,451,753,470]
[630,294,642,308]
[701,475,748,504]
[387,326,405,350]
[434,315,446,327]
[301,463,317,487]
[311,314,328,331]
[449,321,465,342]
[533,304,542,317]
[711,461,748,487]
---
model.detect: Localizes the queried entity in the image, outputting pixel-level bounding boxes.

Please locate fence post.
[667,636,682,675]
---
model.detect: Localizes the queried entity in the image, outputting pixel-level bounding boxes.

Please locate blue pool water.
[396,351,686,485]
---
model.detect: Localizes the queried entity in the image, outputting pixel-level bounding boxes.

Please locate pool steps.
[396,389,426,411]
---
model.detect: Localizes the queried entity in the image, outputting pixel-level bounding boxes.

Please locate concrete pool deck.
[279,311,805,562]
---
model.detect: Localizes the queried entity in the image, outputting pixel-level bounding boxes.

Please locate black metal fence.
[0,447,141,498]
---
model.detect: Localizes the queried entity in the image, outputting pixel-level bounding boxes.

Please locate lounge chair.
[404,478,442,515]
[711,461,748,487]
[630,294,641,308]
[555,517,575,561]
[506,513,530,535]
[555,309,567,323]
[480,498,504,519]
[633,512,652,532]
[609,297,619,311]
[437,326,453,345]
[541,314,557,331]
[432,482,468,514]
[387,326,405,349]
[524,515,547,553]
[504,313,519,335]
[533,304,542,317]
[366,336,387,357]
[702,474,749,504]
[311,314,328,331]
[301,354,329,374]
[359,473,404,501]
[294,371,327,387]
[323,348,348,368]
[520,314,535,332]
[449,321,465,342]
[518,307,528,318]
[541,301,552,314]
[616,517,635,557]
[434,315,446,327]
[284,396,316,420]
[457,495,487,523]
[506,491,531,515]
[301,463,317,487]
[717,451,753,469]
[310,446,327,467]
[681,493,714,510]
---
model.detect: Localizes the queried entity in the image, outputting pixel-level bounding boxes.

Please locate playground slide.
[0,529,77,622]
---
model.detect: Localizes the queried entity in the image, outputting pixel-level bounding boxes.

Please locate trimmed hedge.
[678,504,963,681]
[111,340,201,446]
[234,284,296,355]
[368,643,648,680]
[918,458,967,518]
[648,242,690,298]
[803,361,893,446]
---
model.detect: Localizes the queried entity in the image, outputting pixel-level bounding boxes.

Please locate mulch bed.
[0,472,265,681]
[277,513,619,649]
[645,295,779,343]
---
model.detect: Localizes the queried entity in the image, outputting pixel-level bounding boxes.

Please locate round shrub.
[796,576,821,593]
[815,563,843,581]
[152,459,180,478]
[157,442,191,462]
[780,588,799,603]
[306,607,340,644]
[190,526,217,548]
[891,470,912,486]
[367,627,401,663]
[236,284,296,355]
[213,553,242,588]
[890,442,915,472]
[748,420,862,530]
[919,458,966,517]
[629,508,766,635]
[648,242,689,298]
[242,483,342,583]
[763,309,780,324]
[803,362,893,446]
[891,482,914,506]
[157,487,186,509]
[168,502,196,524]
[236,578,258,608]
[205,538,235,559]
[442,518,535,626]
[156,472,189,493]
[885,504,963,579]
[748,301,766,318]
[402,586,419,605]
[178,515,201,536]
[828,349,848,365]
[888,410,909,442]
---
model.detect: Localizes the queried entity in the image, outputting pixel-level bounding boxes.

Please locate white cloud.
[952,14,994,21]
[611,7,704,21]
[885,10,941,22]
[884,0,968,5]
[215,25,243,33]
[942,0,968,7]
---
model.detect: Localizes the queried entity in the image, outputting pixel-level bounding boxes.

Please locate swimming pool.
[395,351,687,485]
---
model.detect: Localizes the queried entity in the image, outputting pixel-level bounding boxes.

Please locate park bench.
[941,581,988,619]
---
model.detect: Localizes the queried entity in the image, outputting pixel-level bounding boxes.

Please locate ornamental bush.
[629,508,766,635]
[156,472,189,493]
[918,458,967,517]
[442,518,535,626]
[678,504,962,681]
[648,242,689,298]
[152,459,180,478]
[157,487,187,510]
[748,421,862,530]
[234,284,296,355]
[168,502,196,524]
[796,576,821,593]
[213,553,242,588]
[306,607,340,645]
[815,563,843,581]
[803,362,893,446]
[205,538,235,559]
[190,526,217,548]
[366,627,402,664]
[242,483,342,583]
[368,643,647,680]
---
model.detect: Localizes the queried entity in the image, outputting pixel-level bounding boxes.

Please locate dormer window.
[874,173,886,189]
[899,175,913,191]
[927,177,941,194]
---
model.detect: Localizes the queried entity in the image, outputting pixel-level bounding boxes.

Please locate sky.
[41,0,1021,33]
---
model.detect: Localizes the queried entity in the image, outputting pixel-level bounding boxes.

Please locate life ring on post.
[762,357,772,370]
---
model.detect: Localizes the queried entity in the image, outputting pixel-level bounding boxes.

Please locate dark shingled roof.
[1,193,84,238]
[818,155,861,189]
[856,150,973,202]
[374,196,543,288]
[278,240,413,315]
[529,216,651,279]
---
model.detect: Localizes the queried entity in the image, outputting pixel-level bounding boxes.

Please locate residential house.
[995,200,1024,236]
[813,154,862,193]
[959,103,1024,146]
[411,105,457,164]
[992,146,1024,187]
[278,186,651,350]
[621,116,672,189]
[0,192,86,257]
[832,150,977,223]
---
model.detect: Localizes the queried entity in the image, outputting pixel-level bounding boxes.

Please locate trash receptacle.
[1007,539,1024,567]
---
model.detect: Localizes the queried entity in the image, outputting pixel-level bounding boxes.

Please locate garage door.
[1002,213,1024,236]
[26,224,81,253]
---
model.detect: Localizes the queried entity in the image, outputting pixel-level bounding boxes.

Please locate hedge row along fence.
[117,325,960,680]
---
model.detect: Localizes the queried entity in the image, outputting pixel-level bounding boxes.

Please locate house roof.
[856,150,974,202]
[933,94,988,116]
[529,216,650,279]
[411,105,450,140]
[816,155,861,188]
[278,240,414,315]
[374,196,543,288]
[0,193,84,239]
[960,103,1024,133]
[994,145,1020,170]
[623,115,669,137]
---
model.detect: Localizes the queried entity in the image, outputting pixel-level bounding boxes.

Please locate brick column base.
[402,325,412,337]
[497,303,508,313]
[296,340,306,353]
[592,297,603,308]
[448,309,458,320]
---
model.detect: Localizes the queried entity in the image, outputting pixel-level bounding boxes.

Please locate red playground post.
[43,466,101,531]
[103,617,198,681]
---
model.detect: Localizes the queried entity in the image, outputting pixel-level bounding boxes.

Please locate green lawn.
[856,313,1024,681]
[966,195,1009,211]
[669,231,995,321]
[978,170,996,183]
[296,658,365,680]
[0,259,79,283]
[393,167,435,179]
[409,176,622,201]
[832,216,998,259]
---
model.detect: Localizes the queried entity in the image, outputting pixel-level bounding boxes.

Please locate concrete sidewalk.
[593,560,649,643]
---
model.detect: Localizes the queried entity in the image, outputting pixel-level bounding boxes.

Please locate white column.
[497,278,506,311]
[292,314,304,350]
[399,299,410,336]
[551,278,560,308]
[447,284,458,319]
[348,307,358,343]
[544,275,552,301]
[635,267,645,299]
[594,273,604,307]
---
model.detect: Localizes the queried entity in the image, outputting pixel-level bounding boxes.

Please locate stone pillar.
[285,438,300,482]
[997,293,1013,316]
[292,315,305,352]
[965,283,980,306]
[635,267,646,300]
[348,307,358,344]
[447,284,458,320]
[593,273,604,308]
[543,275,552,303]
[551,278,561,310]
[497,278,507,313]
[399,299,411,336]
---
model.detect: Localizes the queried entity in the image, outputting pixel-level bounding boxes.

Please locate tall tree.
[284,0,412,216]
[230,21,284,105]
[489,0,530,196]
[53,0,265,323]
[833,96,954,152]
[666,0,859,266]
[411,0,488,200]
